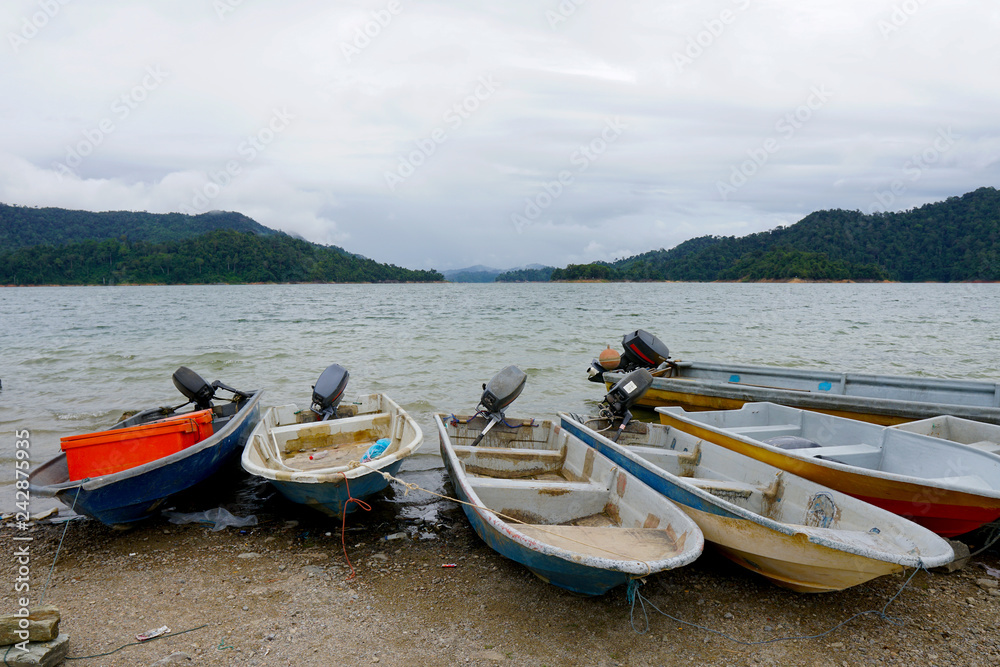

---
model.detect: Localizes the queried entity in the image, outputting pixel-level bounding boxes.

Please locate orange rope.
[338,473,372,581]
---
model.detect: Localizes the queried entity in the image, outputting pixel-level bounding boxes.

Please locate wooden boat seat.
[685,478,756,499]
[515,524,684,561]
[729,424,801,439]
[796,443,882,466]
[932,474,993,491]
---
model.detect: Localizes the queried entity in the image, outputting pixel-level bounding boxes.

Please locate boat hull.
[603,361,1000,425]
[267,458,406,517]
[242,395,423,517]
[559,414,954,592]
[436,413,703,596]
[658,404,1000,538]
[30,393,262,527]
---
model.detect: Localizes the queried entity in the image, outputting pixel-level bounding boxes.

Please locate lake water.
[2,282,999,516]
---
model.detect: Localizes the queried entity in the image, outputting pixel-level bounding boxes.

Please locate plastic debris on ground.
[163,507,258,531]
[136,625,171,641]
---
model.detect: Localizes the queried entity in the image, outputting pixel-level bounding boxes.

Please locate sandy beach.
[4,489,1000,667]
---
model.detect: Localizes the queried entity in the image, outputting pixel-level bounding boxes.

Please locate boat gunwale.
[242,394,423,483]
[656,403,1000,504]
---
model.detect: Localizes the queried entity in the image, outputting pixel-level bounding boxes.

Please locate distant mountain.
[441,265,502,282]
[0,229,443,285]
[0,203,277,250]
[495,266,555,282]
[539,187,1000,282]
[607,187,1000,282]
[0,204,443,285]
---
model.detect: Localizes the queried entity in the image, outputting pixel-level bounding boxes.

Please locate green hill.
[0,203,442,284]
[0,229,443,285]
[564,187,1000,282]
[0,203,278,250]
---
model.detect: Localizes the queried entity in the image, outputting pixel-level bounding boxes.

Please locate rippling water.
[2,282,998,515]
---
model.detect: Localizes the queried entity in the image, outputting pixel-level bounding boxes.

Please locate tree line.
[499,187,1000,282]
[0,229,443,285]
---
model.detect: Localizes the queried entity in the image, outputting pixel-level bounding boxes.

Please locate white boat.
[588,330,1000,425]
[242,393,422,516]
[559,412,955,593]
[657,402,1000,537]
[435,412,703,596]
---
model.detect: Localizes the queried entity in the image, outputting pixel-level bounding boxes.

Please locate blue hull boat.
[435,413,703,596]
[30,374,262,527]
[242,394,423,517]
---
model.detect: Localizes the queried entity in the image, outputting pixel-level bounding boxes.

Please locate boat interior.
[662,403,1000,490]
[250,397,413,473]
[442,415,690,561]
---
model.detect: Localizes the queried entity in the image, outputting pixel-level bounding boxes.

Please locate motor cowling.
[312,363,350,420]
[480,365,527,414]
[620,330,670,370]
[603,368,654,419]
[173,366,216,410]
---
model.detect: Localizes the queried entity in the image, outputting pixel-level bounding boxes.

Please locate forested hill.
[0,203,276,250]
[560,187,1000,282]
[0,230,443,285]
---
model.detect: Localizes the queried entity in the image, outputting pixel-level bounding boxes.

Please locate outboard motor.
[470,365,527,446]
[598,368,653,442]
[620,330,670,370]
[173,366,216,410]
[587,329,671,382]
[311,363,350,421]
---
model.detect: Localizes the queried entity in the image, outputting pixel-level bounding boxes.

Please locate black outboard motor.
[470,365,527,446]
[598,368,653,442]
[587,329,671,382]
[621,330,670,370]
[173,366,216,410]
[311,363,350,421]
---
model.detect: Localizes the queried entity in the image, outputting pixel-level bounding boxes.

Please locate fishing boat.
[891,416,1000,455]
[241,364,423,517]
[435,366,703,596]
[588,330,1000,425]
[558,412,955,592]
[29,367,262,527]
[657,401,1000,537]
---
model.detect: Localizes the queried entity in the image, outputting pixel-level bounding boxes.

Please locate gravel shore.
[4,482,1000,667]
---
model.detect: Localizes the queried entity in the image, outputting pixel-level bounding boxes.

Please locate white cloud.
[2,0,999,271]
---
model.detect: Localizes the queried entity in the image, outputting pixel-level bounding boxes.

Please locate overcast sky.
[2,1,998,271]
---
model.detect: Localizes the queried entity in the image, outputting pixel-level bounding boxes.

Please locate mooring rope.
[626,564,924,642]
